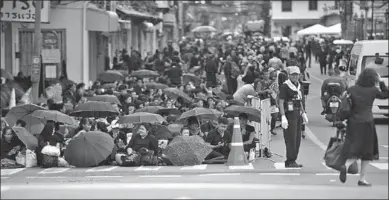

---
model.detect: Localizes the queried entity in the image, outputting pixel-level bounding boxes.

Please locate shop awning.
[116,7,162,25]
[86,8,119,32]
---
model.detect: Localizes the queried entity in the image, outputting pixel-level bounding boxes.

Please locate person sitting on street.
[205,117,232,159]
[320,66,348,115]
[227,113,257,152]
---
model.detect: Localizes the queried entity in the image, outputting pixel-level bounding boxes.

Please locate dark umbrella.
[163,88,192,103]
[87,95,122,106]
[177,107,222,123]
[98,70,124,83]
[64,131,114,167]
[144,82,168,90]
[225,105,261,123]
[227,99,245,106]
[131,69,159,78]
[150,124,173,140]
[69,101,119,118]
[135,106,164,114]
[31,110,77,126]
[12,127,38,150]
[118,112,166,124]
[156,108,181,116]
[163,135,213,166]
[167,123,183,134]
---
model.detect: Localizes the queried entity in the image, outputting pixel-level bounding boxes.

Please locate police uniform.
[279,67,306,168]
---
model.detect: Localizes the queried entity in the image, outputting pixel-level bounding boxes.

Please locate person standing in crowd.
[340,68,388,186]
[204,52,218,88]
[317,45,328,75]
[223,55,238,95]
[304,39,312,68]
[279,66,308,168]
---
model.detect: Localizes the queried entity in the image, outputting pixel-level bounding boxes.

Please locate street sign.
[31,55,41,83]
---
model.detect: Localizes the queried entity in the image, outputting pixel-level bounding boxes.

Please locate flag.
[8,88,16,109]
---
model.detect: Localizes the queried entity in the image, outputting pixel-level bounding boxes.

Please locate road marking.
[379,157,388,160]
[370,163,388,170]
[173,197,192,199]
[180,164,207,170]
[1,177,9,179]
[228,163,254,170]
[1,186,10,192]
[274,163,301,170]
[316,173,360,176]
[26,176,67,179]
[38,168,70,174]
[199,173,241,176]
[85,176,123,178]
[322,162,337,171]
[330,179,336,182]
[86,166,118,172]
[309,74,324,83]
[380,145,388,150]
[304,126,327,151]
[1,168,25,176]
[139,175,181,178]
[259,173,300,176]
[134,166,161,171]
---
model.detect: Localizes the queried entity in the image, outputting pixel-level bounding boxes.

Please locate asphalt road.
[1,62,388,199]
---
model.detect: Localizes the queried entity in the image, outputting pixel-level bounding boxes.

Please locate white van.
[348,40,389,117]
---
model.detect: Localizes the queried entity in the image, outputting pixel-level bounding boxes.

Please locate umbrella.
[69,101,119,118]
[98,70,124,83]
[177,107,222,123]
[87,95,121,106]
[227,99,245,106]
[163,135,213,166]
[167,123,183,134]
[102,83,117,89]
[64,131,114,167]
[31,110,77,126]
[156,108,181,116]
[144,82,168,90]
[1,69,14,80]
[333,39,354,45]
[150,124,173,140]
[12,127,38,150]
[135,106,164,114]
[225,105,261,123]
[4,104,47,135]
[163,88,192,103]
[183,73,201,85]
[115,70,129,76]
[131,69,159,78]
[118,112,166,124]
[191,26,217,33]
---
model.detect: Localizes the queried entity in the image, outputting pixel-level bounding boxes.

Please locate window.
[348,54,358,76]
[308,0,318,11]
[362,56,389,77]
[281,0,292,12]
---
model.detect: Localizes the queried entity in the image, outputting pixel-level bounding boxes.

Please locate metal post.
[31,0,42,104]
[370,0,374,39]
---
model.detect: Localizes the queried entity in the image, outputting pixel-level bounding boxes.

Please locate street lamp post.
[353,13,358,41]
[385,9,389,39]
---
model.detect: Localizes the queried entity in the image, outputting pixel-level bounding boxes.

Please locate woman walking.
[340,68,388,186]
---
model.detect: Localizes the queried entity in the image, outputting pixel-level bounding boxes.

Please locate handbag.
[324,129,358,174]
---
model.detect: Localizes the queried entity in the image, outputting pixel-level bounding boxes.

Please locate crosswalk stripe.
[370,163,388,170]
[1,168,25,176]
[228,163,254,170]
[38,168,70,174]
[86,166,118,172]
[134,166,161,171]
[380,145,388,149]
[180,165,207,170]
[274,163,301,170]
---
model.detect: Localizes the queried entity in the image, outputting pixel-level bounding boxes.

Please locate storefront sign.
[31,55,41,82]
[0,0,50,23]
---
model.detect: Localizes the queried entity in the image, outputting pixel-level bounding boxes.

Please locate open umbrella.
[98,70,124,83]
[167,123,183,134]
[177,107,222,123]
[31,110,77,126]
[157,108,181,116]
[118,112,166,124]
[64,131,114,167]
[163,88,192,103]
[144,82,168,90]
[70,101,119,118]
[131,69,159,78]
[225,105,261,123]
[163,135,213,166]
[333,39,354,45]
[87,95,121,106]
[150,124,173,140]
[135,106,164,114]
[183,73,201,85]
[4,104,47,135]
[12,127,38,150]
[1,69,14,80]
[191,26,217,33]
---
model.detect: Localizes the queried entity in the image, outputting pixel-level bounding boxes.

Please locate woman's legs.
[340,158,357,183]
[359,160,370,182]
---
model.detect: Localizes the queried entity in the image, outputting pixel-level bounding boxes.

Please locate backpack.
[230,61,240,79]
[337,91,353,121]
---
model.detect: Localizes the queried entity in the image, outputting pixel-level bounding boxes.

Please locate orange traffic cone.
[226,117,248,166]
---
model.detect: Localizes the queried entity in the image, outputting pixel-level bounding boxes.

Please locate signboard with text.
[31,56,41,83]
[0,0,50,23]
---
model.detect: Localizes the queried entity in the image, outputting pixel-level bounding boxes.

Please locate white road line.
[38,168,70,174]
[370,163,388,170]
[259,173,300,176]
[139,175,181,178]
[85,176,123,178]
[26,176,67,179]
[180,165,207,170]
[321,162,337,171]
[379,157,388,160]
[134,166,161,171]
[1,186,10,192]
[304,126,327,151]
[1,177,9,179]
[199,173,241,176]
[228,163,254,170]
[316,173,360,176]
[274,163,301,170]
[380,145,388,149]
[173,196,192,199]
[86,166,118,172]
[1,168,25,176]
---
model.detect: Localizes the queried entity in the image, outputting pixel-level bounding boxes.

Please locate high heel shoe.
[358,180,372,187]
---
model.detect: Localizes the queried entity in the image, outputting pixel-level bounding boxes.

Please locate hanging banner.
[1,0,50,23]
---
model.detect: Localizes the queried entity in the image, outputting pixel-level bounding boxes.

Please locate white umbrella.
[333,39,354,45]
[297,24,327,36]
[191,26,217,33]
[321,23,342,35]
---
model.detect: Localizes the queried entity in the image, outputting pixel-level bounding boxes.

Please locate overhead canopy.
[296,24,327,36]
[320,23,341,35]
[86,8,119,32]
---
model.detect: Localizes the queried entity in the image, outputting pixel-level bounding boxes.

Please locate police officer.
[279,66,309,168]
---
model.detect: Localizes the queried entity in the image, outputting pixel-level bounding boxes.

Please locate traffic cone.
[8,88,16,109]
[226,117,248,166]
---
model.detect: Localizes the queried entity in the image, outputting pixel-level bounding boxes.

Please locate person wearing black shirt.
[205,117,232,158]
[304,40,312,68]
[317,46,328,75]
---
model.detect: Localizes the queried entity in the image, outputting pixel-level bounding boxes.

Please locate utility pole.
[370,0,374,39]
[31,0,42,103]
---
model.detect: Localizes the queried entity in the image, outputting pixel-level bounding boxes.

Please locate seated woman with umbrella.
[1,127,26,168]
